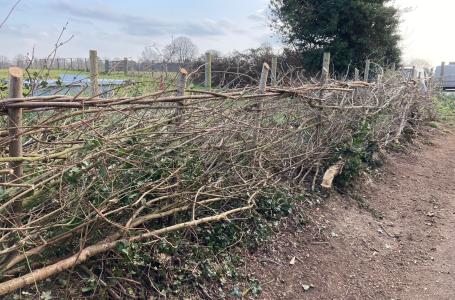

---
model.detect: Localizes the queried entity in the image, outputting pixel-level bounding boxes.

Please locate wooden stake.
[377,66,384,85]
[354,68,360,81]
[176,68,188,123]
[317,53,330,143]
[271,56,278,87]
[7,67,23,217]
[104,59,110,74]
[254,63,270,145]
[124,57,128,76]
[322,52,330,82]
[364,59,370,82]
[89,50,99,96]
[205,52,212,91]
[259,62,270,93]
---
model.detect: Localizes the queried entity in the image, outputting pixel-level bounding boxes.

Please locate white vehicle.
[435,63,455,90]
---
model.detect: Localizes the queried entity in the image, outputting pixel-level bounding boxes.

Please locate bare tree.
[407,58,432,70]
[205,49,221,58]
[13,54,27,68]
[163,36,198,63]
[0,55,10,68]
[0,0,21,31]
[139,43,161,63]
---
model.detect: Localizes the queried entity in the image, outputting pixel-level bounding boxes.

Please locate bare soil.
[244,128,455,300]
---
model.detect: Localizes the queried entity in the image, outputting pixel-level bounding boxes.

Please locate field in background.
[0,68,176,81]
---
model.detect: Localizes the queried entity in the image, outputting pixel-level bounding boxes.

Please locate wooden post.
[377,66,384,85]
[271,56,278,87]
[105,59,110,74]
[316,53,330,145]
[322,52,330,82]
[258,63,270,93]
[175,68,188,123]
[391,62,396,71]
[411,66,416,80]
[7,67,24,217]
[205,52,212,90]
[124,57,128,76]
[254,63,270,145]
[354,68,360,81]
[89,50,99,96]
[364,59,370,82]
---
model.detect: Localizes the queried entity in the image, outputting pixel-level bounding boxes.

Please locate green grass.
[434,92,455,126]
[0,68,175,81]
[0,68,179,98]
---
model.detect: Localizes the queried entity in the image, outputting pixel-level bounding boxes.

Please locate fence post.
[124,57,128,76]
[411,66,416,80]
[271,56,278,87]
[176,68,188,123]
[322,52,330,82]
[354,68,360,81]
[377,73,383,85]
[377,65,384,85]
[105,59,110,74]
[254,63,270,145]
[89,50,99,97]
[364,59,370,82]
[205,52,212,90]
[7,67,24,218]
[259,62,270,94]
[391,62,396,71]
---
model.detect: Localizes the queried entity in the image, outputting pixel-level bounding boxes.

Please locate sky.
[0,0,452,66]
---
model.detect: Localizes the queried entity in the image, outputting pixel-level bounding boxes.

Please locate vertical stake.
[176,68,188,124]
[364,59,371,82]
[377,66,384,85]
[105,59,110,74]
[89,50,99,96]
[258,62,270,94]
[7,67,24,219]
[391,62,396,71]
[205,52,212,90]
[124,57,128,76]
[354,68,360,81]
[271,56,278,87]
[322,52,331,82]
[255,63,270,145]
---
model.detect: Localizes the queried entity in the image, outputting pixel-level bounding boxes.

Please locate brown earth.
[244,127,455,300]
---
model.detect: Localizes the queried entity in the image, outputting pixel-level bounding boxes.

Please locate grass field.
[0,68,180,97]
[0,68,176,81]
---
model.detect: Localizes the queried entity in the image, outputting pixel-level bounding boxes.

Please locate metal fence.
[1,57,186,73]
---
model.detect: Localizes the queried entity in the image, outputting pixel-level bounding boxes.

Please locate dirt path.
[245,129,455,299]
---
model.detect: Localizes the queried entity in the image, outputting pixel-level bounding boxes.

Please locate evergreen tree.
[270,0,401,74]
